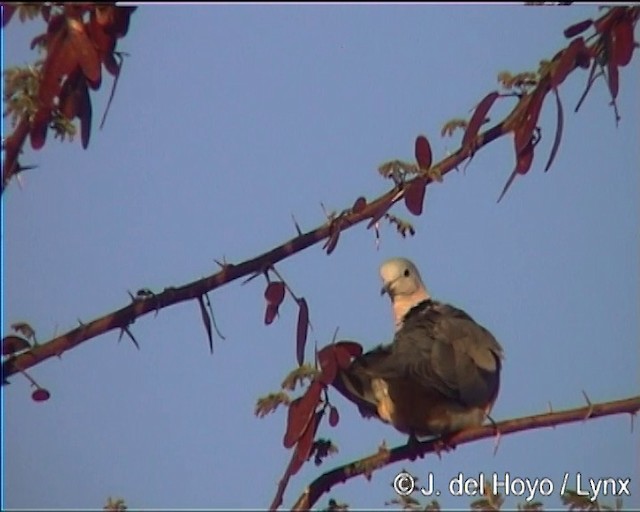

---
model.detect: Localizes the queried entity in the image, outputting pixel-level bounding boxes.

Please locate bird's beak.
[380,282,392,297]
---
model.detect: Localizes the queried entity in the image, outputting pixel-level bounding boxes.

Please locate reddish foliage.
[264,303,279,325]
[296,298,309,366]
[352,196,367,214]
[329,406,340,427]
[544,88,564,173]
[551,38,587,89]
[15,5,137,154]
[515,89,546,157]
[290,410,321,475]
[2,4,16,27]
[404,178,427,216]
[607,61,619,100]
[334,341,363,369]
[564,19,593,38]
[2,335,30,356]
[317,345,338,385]
[463,91,499,150]
[611,18,634,67]
[30,108,51,150]
[414,135,432,170]
[594,8,625,35]
[283,380,322,449]
[265,281,285,306]
[324,227,340,255]
[32,388,51,402]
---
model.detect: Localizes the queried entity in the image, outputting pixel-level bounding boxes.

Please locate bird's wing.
[332,344,392,419]
[373,300,503,409]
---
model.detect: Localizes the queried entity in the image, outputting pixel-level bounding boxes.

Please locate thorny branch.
[289,396,640,511]
[2,123,505,382]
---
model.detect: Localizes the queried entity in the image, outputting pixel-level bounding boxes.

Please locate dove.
[332,257,503,441]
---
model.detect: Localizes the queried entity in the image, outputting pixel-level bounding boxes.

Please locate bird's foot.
[433,433,457,460]
[406,432,421,460]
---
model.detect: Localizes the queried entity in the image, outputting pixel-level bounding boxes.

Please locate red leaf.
[87,10,118,67]
[515,90,546,156]
[404,178,427,216]
[324,228,340,255]
[77,79,92,149]
[329,406,340,427]
[544,88,564,173]
[2,335,31,356]
[2,5,16,27]
[611,19,634,67]
[414,135,432,170]
[296,298,309,366]
[317,345,337,385]
[607,61,619,100]
[30,108,50,150]
[463,91,499,149]
[335,341,363,363]
[551,37,586,89]
[38,20,79,107]
[67,17,101,85]
[32,388,51,402]
[594,8,624,35]
[516,140,534,175]
[265,281,285,306]
[563,19,593,38]
[290,411,321,475]
[352,196,367,214]
[264,303,279,325]
[283,380,322,449]
[497,137,534,203]
[109,7,137,38]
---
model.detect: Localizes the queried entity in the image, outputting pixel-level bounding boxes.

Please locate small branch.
[290,395,640,511]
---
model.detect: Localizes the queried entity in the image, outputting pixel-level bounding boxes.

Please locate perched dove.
[333,257,503,439]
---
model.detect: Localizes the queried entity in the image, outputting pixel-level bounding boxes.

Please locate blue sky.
[3,4,639,510]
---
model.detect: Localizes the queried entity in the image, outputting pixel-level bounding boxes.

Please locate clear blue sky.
[3,4,639,510]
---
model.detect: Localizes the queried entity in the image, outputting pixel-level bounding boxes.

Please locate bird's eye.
[403,269,410,277]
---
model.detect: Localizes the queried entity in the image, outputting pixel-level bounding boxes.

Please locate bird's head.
[379,257,430,301]
[380,258,431,331]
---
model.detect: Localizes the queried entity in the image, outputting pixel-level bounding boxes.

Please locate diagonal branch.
[1,121,505,383]
[290,395,640,511]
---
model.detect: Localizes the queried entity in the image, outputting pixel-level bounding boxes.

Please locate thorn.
[123,326,140,350]
[406,432,420,461]
[582,390,593,420]
[487,414,501,455]
[291,214,303,236]
[204,292,226,340]
[241,271,262,285]
[630,412,635,433]
[127,290,136,301]
[117,328,124,343]
[330,326,340,344]
[548,401,556,428]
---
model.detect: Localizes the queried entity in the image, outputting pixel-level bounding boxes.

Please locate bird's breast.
[370,377,491,437]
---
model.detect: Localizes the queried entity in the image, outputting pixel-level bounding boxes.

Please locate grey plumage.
[333,258,503,437]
